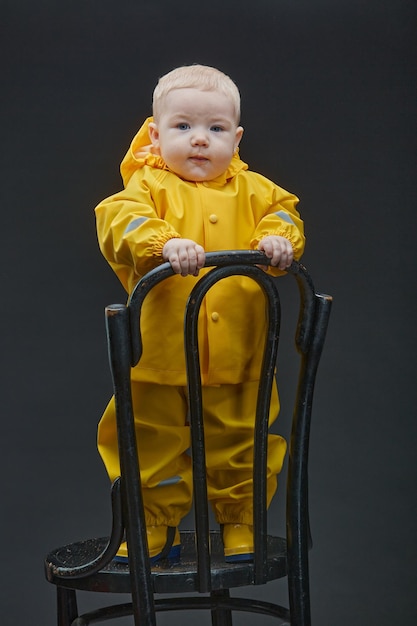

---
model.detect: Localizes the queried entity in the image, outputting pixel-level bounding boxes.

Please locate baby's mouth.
[190,154,209,162]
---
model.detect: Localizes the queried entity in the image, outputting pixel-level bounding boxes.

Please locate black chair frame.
[45,250,332,626]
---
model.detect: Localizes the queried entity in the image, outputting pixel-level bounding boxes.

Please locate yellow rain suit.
[95,117,305,526]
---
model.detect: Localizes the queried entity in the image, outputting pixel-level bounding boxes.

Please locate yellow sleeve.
[94,170,181,292]
[249,179,305,261]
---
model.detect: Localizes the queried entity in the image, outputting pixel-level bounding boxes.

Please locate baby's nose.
[191,131,209,146]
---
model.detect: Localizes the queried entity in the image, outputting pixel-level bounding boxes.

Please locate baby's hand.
[258,235,294,271]
[163,238,206,277]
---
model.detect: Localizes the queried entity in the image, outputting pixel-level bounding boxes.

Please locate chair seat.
[45,530,288,595]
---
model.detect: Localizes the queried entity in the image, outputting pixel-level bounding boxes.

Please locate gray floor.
[1,1,416,624]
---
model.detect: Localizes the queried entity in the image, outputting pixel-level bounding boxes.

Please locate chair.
[44,250,332,626]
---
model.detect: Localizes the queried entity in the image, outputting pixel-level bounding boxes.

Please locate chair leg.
[288,570,311,626]
[57,587,78,626]
[210,589,233,626]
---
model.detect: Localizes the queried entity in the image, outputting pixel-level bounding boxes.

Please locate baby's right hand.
[162,238,206,276]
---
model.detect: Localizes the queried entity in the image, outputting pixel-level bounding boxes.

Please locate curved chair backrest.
[104,250,332,625]
[44,250,331,626]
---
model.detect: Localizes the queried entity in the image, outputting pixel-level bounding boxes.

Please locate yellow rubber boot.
[115,525,181,564]
[222,523,254,562]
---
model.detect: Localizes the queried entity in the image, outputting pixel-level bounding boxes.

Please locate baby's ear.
[148,122,160,148]
[235,126,244,150]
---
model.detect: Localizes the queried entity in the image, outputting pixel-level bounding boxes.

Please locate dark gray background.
[1,1,416,624]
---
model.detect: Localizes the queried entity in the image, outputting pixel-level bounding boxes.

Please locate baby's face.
[149,88,243,182]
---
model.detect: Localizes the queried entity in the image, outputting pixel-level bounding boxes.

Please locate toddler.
[95,64,305,563]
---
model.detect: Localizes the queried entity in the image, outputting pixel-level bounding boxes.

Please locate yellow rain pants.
[97,380,286,526]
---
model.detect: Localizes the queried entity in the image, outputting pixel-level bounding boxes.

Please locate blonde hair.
[152,64,241,123]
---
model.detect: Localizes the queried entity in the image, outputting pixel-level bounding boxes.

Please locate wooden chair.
[44,250,332,626]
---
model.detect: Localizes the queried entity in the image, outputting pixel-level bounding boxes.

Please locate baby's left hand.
[258,235,294,270]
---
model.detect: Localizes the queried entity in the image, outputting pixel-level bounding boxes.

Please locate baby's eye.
[177,122,190,130]
[210,125,223,132]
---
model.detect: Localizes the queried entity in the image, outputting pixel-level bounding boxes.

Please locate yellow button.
[211,312,219,322]
[209,214,218,224]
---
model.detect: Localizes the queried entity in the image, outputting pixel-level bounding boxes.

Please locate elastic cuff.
[152,232,182,257]
[145,513,183,527]
[250,231,298,254]
[215,513,254,525]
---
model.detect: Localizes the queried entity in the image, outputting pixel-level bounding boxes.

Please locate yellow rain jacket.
[95,117,305,387]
